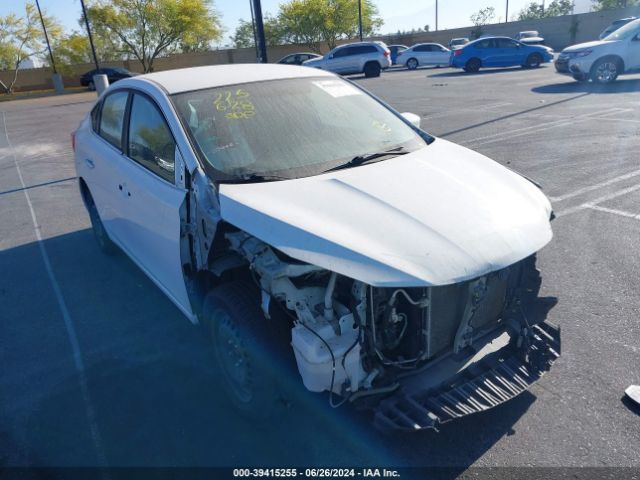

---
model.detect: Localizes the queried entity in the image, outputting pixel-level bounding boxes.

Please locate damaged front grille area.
[373,321,561,430]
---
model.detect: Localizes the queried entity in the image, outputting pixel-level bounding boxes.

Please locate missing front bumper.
[373,321,561,431]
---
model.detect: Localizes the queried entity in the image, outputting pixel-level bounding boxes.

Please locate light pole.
[358,0,363,42]
[506,0,509,23]
[80,0,99,71]
[435,0,438,31]
[251,0,268,63]
[35,0,56,74]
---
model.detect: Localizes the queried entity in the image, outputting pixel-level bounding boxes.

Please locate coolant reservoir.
[291,314,365,393]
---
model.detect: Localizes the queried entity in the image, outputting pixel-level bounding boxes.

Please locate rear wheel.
[591,57,621,84]
[525,53,543,68]
[202,282,285,420]
[406,58,419,70]
[464,58,481,73]
[88,200,116,255]
[364,62,381,78]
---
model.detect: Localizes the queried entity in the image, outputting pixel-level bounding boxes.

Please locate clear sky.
[2,0,591,47]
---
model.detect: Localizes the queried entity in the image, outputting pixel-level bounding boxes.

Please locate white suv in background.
[303,41,391,77]
[556,18,640,84]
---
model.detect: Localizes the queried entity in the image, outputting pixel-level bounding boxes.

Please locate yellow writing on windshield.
[213,88,256,120]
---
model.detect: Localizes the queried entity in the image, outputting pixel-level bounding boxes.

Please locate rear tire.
[202,282,285,420]
[88,200,116,255]
[591,57,621,84]
[364,62,381,78]
[464,58,481,73]
[406,58,418,70]
[525,53,543,69]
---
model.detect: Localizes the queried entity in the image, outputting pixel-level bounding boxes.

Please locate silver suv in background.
[599,16,636,39]
[303,41,392,77]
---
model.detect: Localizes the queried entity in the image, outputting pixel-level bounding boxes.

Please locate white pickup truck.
[556,18,640,84]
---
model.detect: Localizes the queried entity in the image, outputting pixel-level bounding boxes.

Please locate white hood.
[563,40,614,52]
[219,139,553,287]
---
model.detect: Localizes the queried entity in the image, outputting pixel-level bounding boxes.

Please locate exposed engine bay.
[219,229,560,427]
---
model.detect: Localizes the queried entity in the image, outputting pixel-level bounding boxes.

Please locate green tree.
[86,0,223,73]
[277,0,383,53]
[230,15,283,48]
[0,2,62,93]
[470,6,495,39]
[518,0,573,20]
[592,0,639,9]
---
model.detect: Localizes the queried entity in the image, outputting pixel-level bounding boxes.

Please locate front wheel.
[406,58,419,70]
[525,53,543,69]
[591,58,620,84]
[464,58,481,73]
[363,62,381,78]
[202,282,284,420]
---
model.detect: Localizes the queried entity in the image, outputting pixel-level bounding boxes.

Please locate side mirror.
[401,112,421,129]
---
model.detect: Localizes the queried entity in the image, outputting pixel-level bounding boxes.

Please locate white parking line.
[555,183,640,217]
[423,102,512,120]
[463,107,624,147]
[1,112,108,468]
[587,204,640,220]
[549,168,640,202]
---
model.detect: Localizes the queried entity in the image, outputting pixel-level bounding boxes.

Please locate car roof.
[132,64,333,94]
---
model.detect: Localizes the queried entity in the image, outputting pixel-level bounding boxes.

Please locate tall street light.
[506,0,509,23]
[80,0,100,70]
[251,0,268,63]
[435,0,438,31]
[35,0,57,74]
[358,0,363,42]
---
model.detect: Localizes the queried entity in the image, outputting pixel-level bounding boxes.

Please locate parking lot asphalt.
[1,64,639,472]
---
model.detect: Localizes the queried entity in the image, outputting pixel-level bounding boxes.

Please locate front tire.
[591,57,621,84]
[406,58,419,70]
[364,62,381,78]
[202,282,284,420]
[525,53,543,68]
[464,58,481,73]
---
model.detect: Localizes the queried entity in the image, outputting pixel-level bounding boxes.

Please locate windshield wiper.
[322,146,409,173]
[221,173,290,184]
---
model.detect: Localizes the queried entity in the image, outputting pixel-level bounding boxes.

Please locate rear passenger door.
[115,91,192,316]
[83,90,129,244]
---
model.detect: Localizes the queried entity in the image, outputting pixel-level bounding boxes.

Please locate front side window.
[98,91,128,149]
[332,47,348,58]
[498,39,519,48]
[172,77,429,181]
[475,39,494,49]
[415,45,431,52]
[127,94,176,183]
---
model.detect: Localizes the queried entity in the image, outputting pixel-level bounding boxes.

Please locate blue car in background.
[451,36,554,73]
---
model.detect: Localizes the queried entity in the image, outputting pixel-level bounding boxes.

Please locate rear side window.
[98,91,128,150]
[361,45,377,54]
[127,93,176,183]
[415,45,432,52]
[475,39,494,49]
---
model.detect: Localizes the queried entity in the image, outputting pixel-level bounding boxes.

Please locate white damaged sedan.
[73,64,560,430]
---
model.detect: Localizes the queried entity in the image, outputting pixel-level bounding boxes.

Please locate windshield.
[520,32,537,38]
[604,18,640,40]
[172,77,428,181]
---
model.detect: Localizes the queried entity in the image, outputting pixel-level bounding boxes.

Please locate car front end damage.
[217,228,559,431]
[184,142,560,431]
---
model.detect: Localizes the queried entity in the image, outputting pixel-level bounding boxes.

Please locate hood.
[563,40,613,52]
[219,139,553,287]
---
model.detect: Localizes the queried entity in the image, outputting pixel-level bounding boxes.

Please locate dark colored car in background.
[388,44,408,65]
[80,67,136,90]
[277,53,321,65]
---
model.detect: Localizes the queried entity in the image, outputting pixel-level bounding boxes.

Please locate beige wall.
[4,6,640,93]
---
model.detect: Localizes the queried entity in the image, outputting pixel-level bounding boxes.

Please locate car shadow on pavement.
[532,78,640,94]
[1,230,540,473]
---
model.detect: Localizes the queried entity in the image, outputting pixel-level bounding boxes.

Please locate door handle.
[85,158,95,169]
